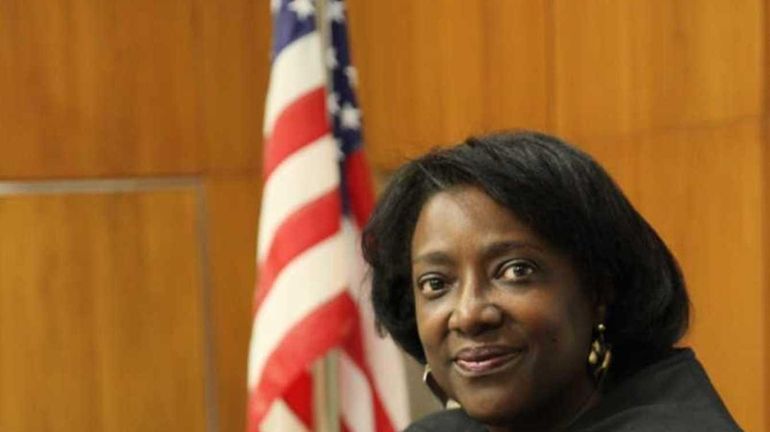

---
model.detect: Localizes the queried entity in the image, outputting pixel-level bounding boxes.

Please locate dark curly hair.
[362,131,689,376]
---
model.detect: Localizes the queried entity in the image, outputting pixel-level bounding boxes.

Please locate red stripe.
[253,190,341,313]
[341,307,398,432]
[282,371,314,429]
[342,151,400,432]
[346,353,394,432]
[248,292,357,431]
[344,149,376,230]
[264,87,330,181]
[340,419,351,432]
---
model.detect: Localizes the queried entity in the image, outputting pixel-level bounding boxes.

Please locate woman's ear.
[596,303,607,324]
[593,274,614,322]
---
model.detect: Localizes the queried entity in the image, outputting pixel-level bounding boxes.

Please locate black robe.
[404,348,741,431]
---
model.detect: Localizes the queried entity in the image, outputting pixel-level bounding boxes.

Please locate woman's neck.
[485,376,601,432]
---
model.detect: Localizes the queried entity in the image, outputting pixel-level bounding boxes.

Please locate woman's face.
[411,186,598,430]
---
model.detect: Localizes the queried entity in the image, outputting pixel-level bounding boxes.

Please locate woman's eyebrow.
[412,241,543,266]
[481,240,543,260]
[411,251,455,266]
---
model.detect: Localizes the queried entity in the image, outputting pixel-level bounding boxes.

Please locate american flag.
[247,0,410,431]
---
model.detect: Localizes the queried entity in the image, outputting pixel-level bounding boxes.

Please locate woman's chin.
[456,393,526,426]
[462,406,527,431]
[462,403,549,432]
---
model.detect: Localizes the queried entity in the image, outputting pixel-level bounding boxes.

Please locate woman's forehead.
[412,187,544,254]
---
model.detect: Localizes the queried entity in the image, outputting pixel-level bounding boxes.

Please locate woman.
[362,132,741,431]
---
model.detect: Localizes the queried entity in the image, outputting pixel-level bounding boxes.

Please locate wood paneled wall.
[0,0,268,177]
[0,0,767,431]
[347,0,768,430]
[0,190,208,432]
[0,0,270,431]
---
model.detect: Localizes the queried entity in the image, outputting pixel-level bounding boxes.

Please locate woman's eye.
[418,277,447,293]
[499,261,536,281]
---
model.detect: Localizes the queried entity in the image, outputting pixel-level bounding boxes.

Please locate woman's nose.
[448,278,503,335]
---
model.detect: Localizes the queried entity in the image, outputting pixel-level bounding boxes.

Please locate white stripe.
[342,219,411,429]
[361,309,411,429]
[260,398,309,432]
[263,31,325,136]
[248,233,347,388]
[339,352,374,432]
[257,135,339,261]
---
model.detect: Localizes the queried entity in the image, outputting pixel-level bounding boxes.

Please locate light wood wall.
[0,189,209,432]
[0,1,767,432]
[348,1,768,430]
[0,0,269,431]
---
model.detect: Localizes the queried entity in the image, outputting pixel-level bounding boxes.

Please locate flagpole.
[313,0,340,430]
[313,350,339,432]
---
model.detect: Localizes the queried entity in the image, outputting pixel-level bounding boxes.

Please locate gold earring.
[422,364,461,409]
[588,323,611,379]
[422,364,446,405]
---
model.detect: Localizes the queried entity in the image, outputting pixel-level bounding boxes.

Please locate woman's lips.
[453,346,523,377]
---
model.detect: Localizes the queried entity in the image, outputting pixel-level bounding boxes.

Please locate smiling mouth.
[453,347,524,377]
